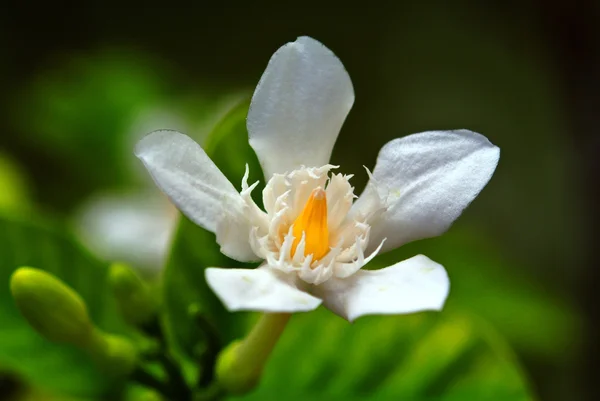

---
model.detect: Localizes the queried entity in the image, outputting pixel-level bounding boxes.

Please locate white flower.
[135,36,499,322]
[74,192,177,272]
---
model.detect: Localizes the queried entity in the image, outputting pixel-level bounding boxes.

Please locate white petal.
[248,36,354,178]
[135,130,258,261]
[317,255,449,322]
[205,267,322,313]
[326,173,354,231]
[358,129,499,253]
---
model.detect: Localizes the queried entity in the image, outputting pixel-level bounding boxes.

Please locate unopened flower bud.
[109,263,157,326]
[10,267,93,347]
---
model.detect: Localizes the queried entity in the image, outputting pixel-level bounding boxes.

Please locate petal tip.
[134,129,185,159]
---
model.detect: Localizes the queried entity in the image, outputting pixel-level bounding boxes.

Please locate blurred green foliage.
[14,51,164,189]
[0,90,547,400]
[8,49,247,211]
[0,7,587,398]
[375,231,581,363]
[0,215,129,397]
[0,154,31,213]
[242,309,533,401]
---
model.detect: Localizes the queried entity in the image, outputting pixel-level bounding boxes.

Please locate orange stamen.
[290,188,329,261]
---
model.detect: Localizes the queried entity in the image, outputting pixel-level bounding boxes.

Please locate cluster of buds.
[10,266,143,377]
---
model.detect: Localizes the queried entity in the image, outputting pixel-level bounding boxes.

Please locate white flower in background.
[74,192,177,272]
[136,36,499,321]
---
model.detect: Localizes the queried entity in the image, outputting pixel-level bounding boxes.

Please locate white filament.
[243,165,386,285]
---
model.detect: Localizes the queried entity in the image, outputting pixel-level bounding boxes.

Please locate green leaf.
[162,99,262,359]
[237,309,534,401]
[0,214,128,397]
[203,98,264,191]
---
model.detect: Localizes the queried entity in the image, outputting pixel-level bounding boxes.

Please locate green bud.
[109,263,157,326]
[10,267,138,378]
[86,330,138,377]
[10,267,93,347]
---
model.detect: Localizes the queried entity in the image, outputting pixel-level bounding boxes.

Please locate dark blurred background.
[1,1,598,400]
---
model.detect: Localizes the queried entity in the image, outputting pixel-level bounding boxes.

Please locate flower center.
[290,187,329,260]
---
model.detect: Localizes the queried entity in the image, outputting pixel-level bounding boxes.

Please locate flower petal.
[205,266,322,313]
[356,129,499,253]
[247,36,354,178]
[316,255,449,322]
[135,130,258,261]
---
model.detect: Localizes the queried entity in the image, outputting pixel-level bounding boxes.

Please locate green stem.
[144,317,192,400]
[237,313,291,368]
[131,368,171,398]
[159,351,191,399]
[216,313,291,395]
[192,311,221,387]
[83,329,137,377]
[193,383,226,401]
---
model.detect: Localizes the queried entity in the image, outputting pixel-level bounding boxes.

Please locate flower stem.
[131,368,171,398]
[216,313,291,395]
[239,313,291,367]
[144,317,192,400]
[190,307,221,387]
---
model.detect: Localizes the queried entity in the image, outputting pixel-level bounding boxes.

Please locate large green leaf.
[238,308,534,401]
[0,215,128,397]
[162,99,263,358]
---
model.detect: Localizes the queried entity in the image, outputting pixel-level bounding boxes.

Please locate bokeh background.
[1,1,598,400]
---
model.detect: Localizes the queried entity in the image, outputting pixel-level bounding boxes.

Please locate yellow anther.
[290,188,329,260]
